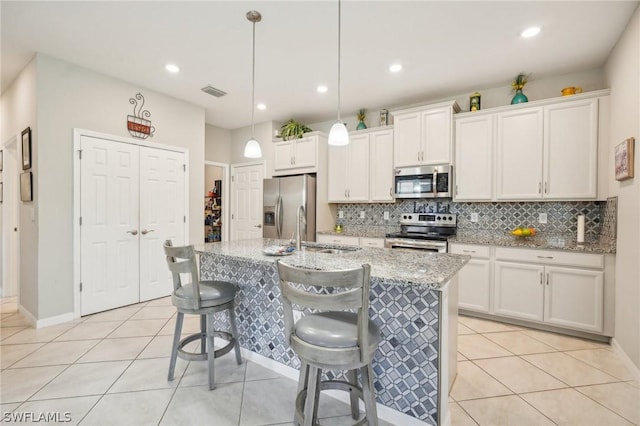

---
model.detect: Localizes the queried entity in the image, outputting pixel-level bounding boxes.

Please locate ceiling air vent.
[201,85,227,98]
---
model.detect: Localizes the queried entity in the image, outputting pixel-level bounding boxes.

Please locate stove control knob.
[449,216,453,221]
[437,216,441,220]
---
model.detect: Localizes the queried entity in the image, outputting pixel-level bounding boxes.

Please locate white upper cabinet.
[454,91,606,202]
[496,107,544,200]
[454,114,495,201]
[369,129,394,202]
[392,101,459,167]
[273,133,320,174]
[327,127,394,203]
[544,98,598,199]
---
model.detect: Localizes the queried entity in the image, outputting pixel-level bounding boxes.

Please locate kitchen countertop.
[317,227,393,239]
[195,238,469,290]
[450,230,616,254]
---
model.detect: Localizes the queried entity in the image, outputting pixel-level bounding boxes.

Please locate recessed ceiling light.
[317,85,328,93]
[389,63,403,73]
[256,103,266,110]
[165,63,180,73]
[521,26,541,38]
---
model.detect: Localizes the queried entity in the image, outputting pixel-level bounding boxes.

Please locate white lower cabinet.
[493,247,604,333]
[449,244,491,313]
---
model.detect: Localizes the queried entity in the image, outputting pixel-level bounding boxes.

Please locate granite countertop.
[450,231,616,254]
[195,238,469,290]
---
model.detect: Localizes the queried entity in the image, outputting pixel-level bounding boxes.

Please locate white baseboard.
[237,346,429,426]
[18,305,75,329]
[611,338,640,382]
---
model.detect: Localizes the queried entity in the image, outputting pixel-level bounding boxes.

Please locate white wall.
[0,57,38,316]
[604,6,640,368]
[230,121,275,175]
[205,124,231,164]
[31,54,205,319]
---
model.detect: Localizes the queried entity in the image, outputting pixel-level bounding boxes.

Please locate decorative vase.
[356,120,367,130]
[511,88,528,104]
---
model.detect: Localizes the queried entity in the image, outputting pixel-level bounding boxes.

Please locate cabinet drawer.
[449,244,491,259]
[495,247,603,269]
[360,237,385,248]
[316,234,359,246]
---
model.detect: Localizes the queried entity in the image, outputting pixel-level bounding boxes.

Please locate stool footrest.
[295,379,368,426]
[176,331,236,362]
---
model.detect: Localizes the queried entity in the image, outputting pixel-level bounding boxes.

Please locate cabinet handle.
[537,255,554,259]
[127,230,138,235]
[538,182,542,194]
[141,229,154,235]
[456,185,459,196]
[345,189,348,198]
[540,272,543,285]
[544,182,548,194]
[546,273,550,286]
[462,250,476,253]
[347,189,350,198]
[389,187,393,197]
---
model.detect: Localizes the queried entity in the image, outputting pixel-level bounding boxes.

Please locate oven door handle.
[385,239,447,250]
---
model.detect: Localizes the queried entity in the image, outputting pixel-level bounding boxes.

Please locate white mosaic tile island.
[195,238,470,425]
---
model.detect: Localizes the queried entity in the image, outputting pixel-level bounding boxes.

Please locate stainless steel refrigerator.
[263,174,316,241]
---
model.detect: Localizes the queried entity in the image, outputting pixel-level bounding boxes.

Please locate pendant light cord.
[337,0,342,122]
[251,20,256,138]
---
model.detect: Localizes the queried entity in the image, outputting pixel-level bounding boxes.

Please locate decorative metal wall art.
[127,93,155,139]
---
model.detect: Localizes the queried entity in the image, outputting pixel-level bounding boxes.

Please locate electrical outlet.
[293,310,303,322]
[470,212,479,223]
[539,213,548,224]
[338,210,344,219]
[360,211,365,219]
[383,211,390,220]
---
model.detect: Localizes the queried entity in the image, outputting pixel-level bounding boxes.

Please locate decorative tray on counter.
[263,246,295,256]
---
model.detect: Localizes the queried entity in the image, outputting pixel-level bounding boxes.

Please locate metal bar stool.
[163,240,242,390]
[276,260,380,426]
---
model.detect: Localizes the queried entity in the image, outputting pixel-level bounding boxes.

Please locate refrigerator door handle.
[276,195,283,239]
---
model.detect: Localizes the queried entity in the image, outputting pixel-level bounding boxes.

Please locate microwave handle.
[433,169,438,195]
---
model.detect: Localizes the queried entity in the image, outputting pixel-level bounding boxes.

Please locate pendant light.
[328,0,349,146]
[244,10,262,158]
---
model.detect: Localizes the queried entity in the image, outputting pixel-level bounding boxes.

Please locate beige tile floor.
[1,296,638,425]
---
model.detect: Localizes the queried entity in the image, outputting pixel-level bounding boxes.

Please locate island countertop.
[195,238,469,290]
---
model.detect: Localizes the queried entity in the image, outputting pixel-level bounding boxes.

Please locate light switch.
[539,213,548,224]
[383,211,390,220]
[359,211,365,219]
[470,212,479,223]
[338,210,344,219]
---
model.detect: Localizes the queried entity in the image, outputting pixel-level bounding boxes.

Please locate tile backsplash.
[335,198,618,243]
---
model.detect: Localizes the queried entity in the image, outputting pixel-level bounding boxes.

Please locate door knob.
[254,224,262,228]
[127,230,138,235]
[141,229,155,235]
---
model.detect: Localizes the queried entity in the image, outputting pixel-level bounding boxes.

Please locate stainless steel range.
[385,213,457,252]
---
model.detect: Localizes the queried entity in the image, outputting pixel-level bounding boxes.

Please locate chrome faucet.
[296,205,306,250]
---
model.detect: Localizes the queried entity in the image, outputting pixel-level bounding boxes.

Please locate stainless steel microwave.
[394,164,453,198]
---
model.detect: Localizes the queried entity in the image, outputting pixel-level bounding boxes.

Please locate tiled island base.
[200,253,450,425]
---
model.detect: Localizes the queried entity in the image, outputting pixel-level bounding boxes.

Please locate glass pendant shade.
[328,122,349,146]
[244,137,262,158]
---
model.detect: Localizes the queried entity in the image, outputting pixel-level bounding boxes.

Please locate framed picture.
[614,137,635,181]
[20,171,32,202]
[21,127,32,170]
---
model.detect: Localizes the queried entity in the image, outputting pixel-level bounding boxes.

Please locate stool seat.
[295,312,380,349]
[172,281,236,311]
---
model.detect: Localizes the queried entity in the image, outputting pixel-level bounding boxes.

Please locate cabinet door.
[293,137,317,169]
[370,129,394,201]
[544,99,598,199]
[360,237,385,248]
[273,141,294,171]
[327,144,349,202]
[316,234,359,246]
[347,133,370,201]
[494,261,544,321]
[496,108,543,200]
[393,112,422,167]
[458,258,492,313]
[454,115,494,200]
[422,107,452,164]
[544,266,604,333]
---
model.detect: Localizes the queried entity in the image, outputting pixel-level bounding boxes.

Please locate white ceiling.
[1,1,638,130]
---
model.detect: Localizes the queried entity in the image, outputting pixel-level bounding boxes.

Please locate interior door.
[231,163,264,240]
[139,146,186,301]
[80,136,139,315]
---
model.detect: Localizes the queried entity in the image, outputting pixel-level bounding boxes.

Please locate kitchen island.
[196,239,469,425]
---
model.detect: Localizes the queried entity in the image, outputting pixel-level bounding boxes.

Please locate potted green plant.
[356,109,367,130]
[280,119,312,141]
[511,72,530,104]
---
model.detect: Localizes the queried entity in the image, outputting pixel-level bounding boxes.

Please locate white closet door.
[139,146,186,302]
[231,163,264,240]
[80,136,139,315]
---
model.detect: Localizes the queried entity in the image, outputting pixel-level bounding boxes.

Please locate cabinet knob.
[127,230,138,236]
[141,229,155,235]
[254,224,262,228]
